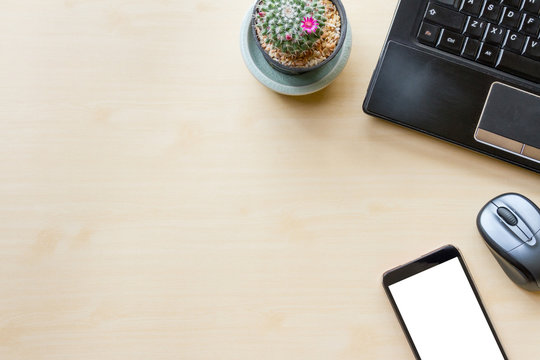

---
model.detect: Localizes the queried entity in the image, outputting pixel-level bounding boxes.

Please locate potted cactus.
[252,0,348,75]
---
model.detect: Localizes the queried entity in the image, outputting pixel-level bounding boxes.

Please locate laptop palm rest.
[475,83,540,164]
[364,41,540,171]
[365,41,494,144]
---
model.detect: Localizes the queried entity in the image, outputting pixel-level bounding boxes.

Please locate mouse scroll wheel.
[497,207,518,226]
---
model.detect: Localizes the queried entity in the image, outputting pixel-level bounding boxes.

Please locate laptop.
[363,0,540,173]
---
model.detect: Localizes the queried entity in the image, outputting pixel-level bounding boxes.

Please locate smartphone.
[382,245,507,360]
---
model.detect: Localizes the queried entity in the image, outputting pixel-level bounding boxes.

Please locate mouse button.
[484,201,499,213]
[496,194,540,234]
[479,208,524,252]
[517,221,534,240]
[496,207,518,226]
[491,198,506,208]
[492,199,535,243]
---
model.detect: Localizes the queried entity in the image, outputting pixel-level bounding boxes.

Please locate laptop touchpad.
[475,83,540,164]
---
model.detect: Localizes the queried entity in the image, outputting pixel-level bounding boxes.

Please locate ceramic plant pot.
[251,0,348,75]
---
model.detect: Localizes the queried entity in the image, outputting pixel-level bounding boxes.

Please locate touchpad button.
[475,83,540,163]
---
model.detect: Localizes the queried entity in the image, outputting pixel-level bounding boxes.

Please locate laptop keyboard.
[418,0,540,83]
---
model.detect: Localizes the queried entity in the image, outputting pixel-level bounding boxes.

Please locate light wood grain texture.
[0,0,539,359]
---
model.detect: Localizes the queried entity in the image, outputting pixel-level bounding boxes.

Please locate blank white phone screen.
[389,258,504,360]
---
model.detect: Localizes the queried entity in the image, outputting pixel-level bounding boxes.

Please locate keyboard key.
[520,14,540,36]
[461,0,484,16]
[477,42,500,65]
[524,37,540,60]
[500,7,522,28]
[465,18,488,38]
[496,50,540,82]
[523,0,540,14]
[462,37,481,59]
[504,31,527,52]
[502,0,524,8]
[484,24,507,44]
[482,1,503,22]
[437,29,466,53]
[425,2,467,32]
[418,22,442,45]
[435,0,461,8]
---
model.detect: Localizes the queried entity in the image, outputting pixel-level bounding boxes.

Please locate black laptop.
[363,0,540,173]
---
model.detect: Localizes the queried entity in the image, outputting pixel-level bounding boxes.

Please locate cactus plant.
[254,0,327,55]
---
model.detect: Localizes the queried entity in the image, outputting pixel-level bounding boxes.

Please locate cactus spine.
[255,0,327,55]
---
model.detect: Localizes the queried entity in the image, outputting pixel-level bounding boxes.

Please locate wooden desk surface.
[1,1,539,358]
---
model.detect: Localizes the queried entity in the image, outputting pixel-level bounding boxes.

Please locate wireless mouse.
[477,193,540,292]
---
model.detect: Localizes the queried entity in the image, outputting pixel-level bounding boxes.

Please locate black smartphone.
[382,245,507,360]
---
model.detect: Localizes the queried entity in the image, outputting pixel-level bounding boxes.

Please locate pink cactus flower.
[285,34,292,41]
[258,12,265,17]
[301,16,318,34]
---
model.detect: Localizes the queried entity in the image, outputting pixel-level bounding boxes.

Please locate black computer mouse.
[477,193,540,292]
